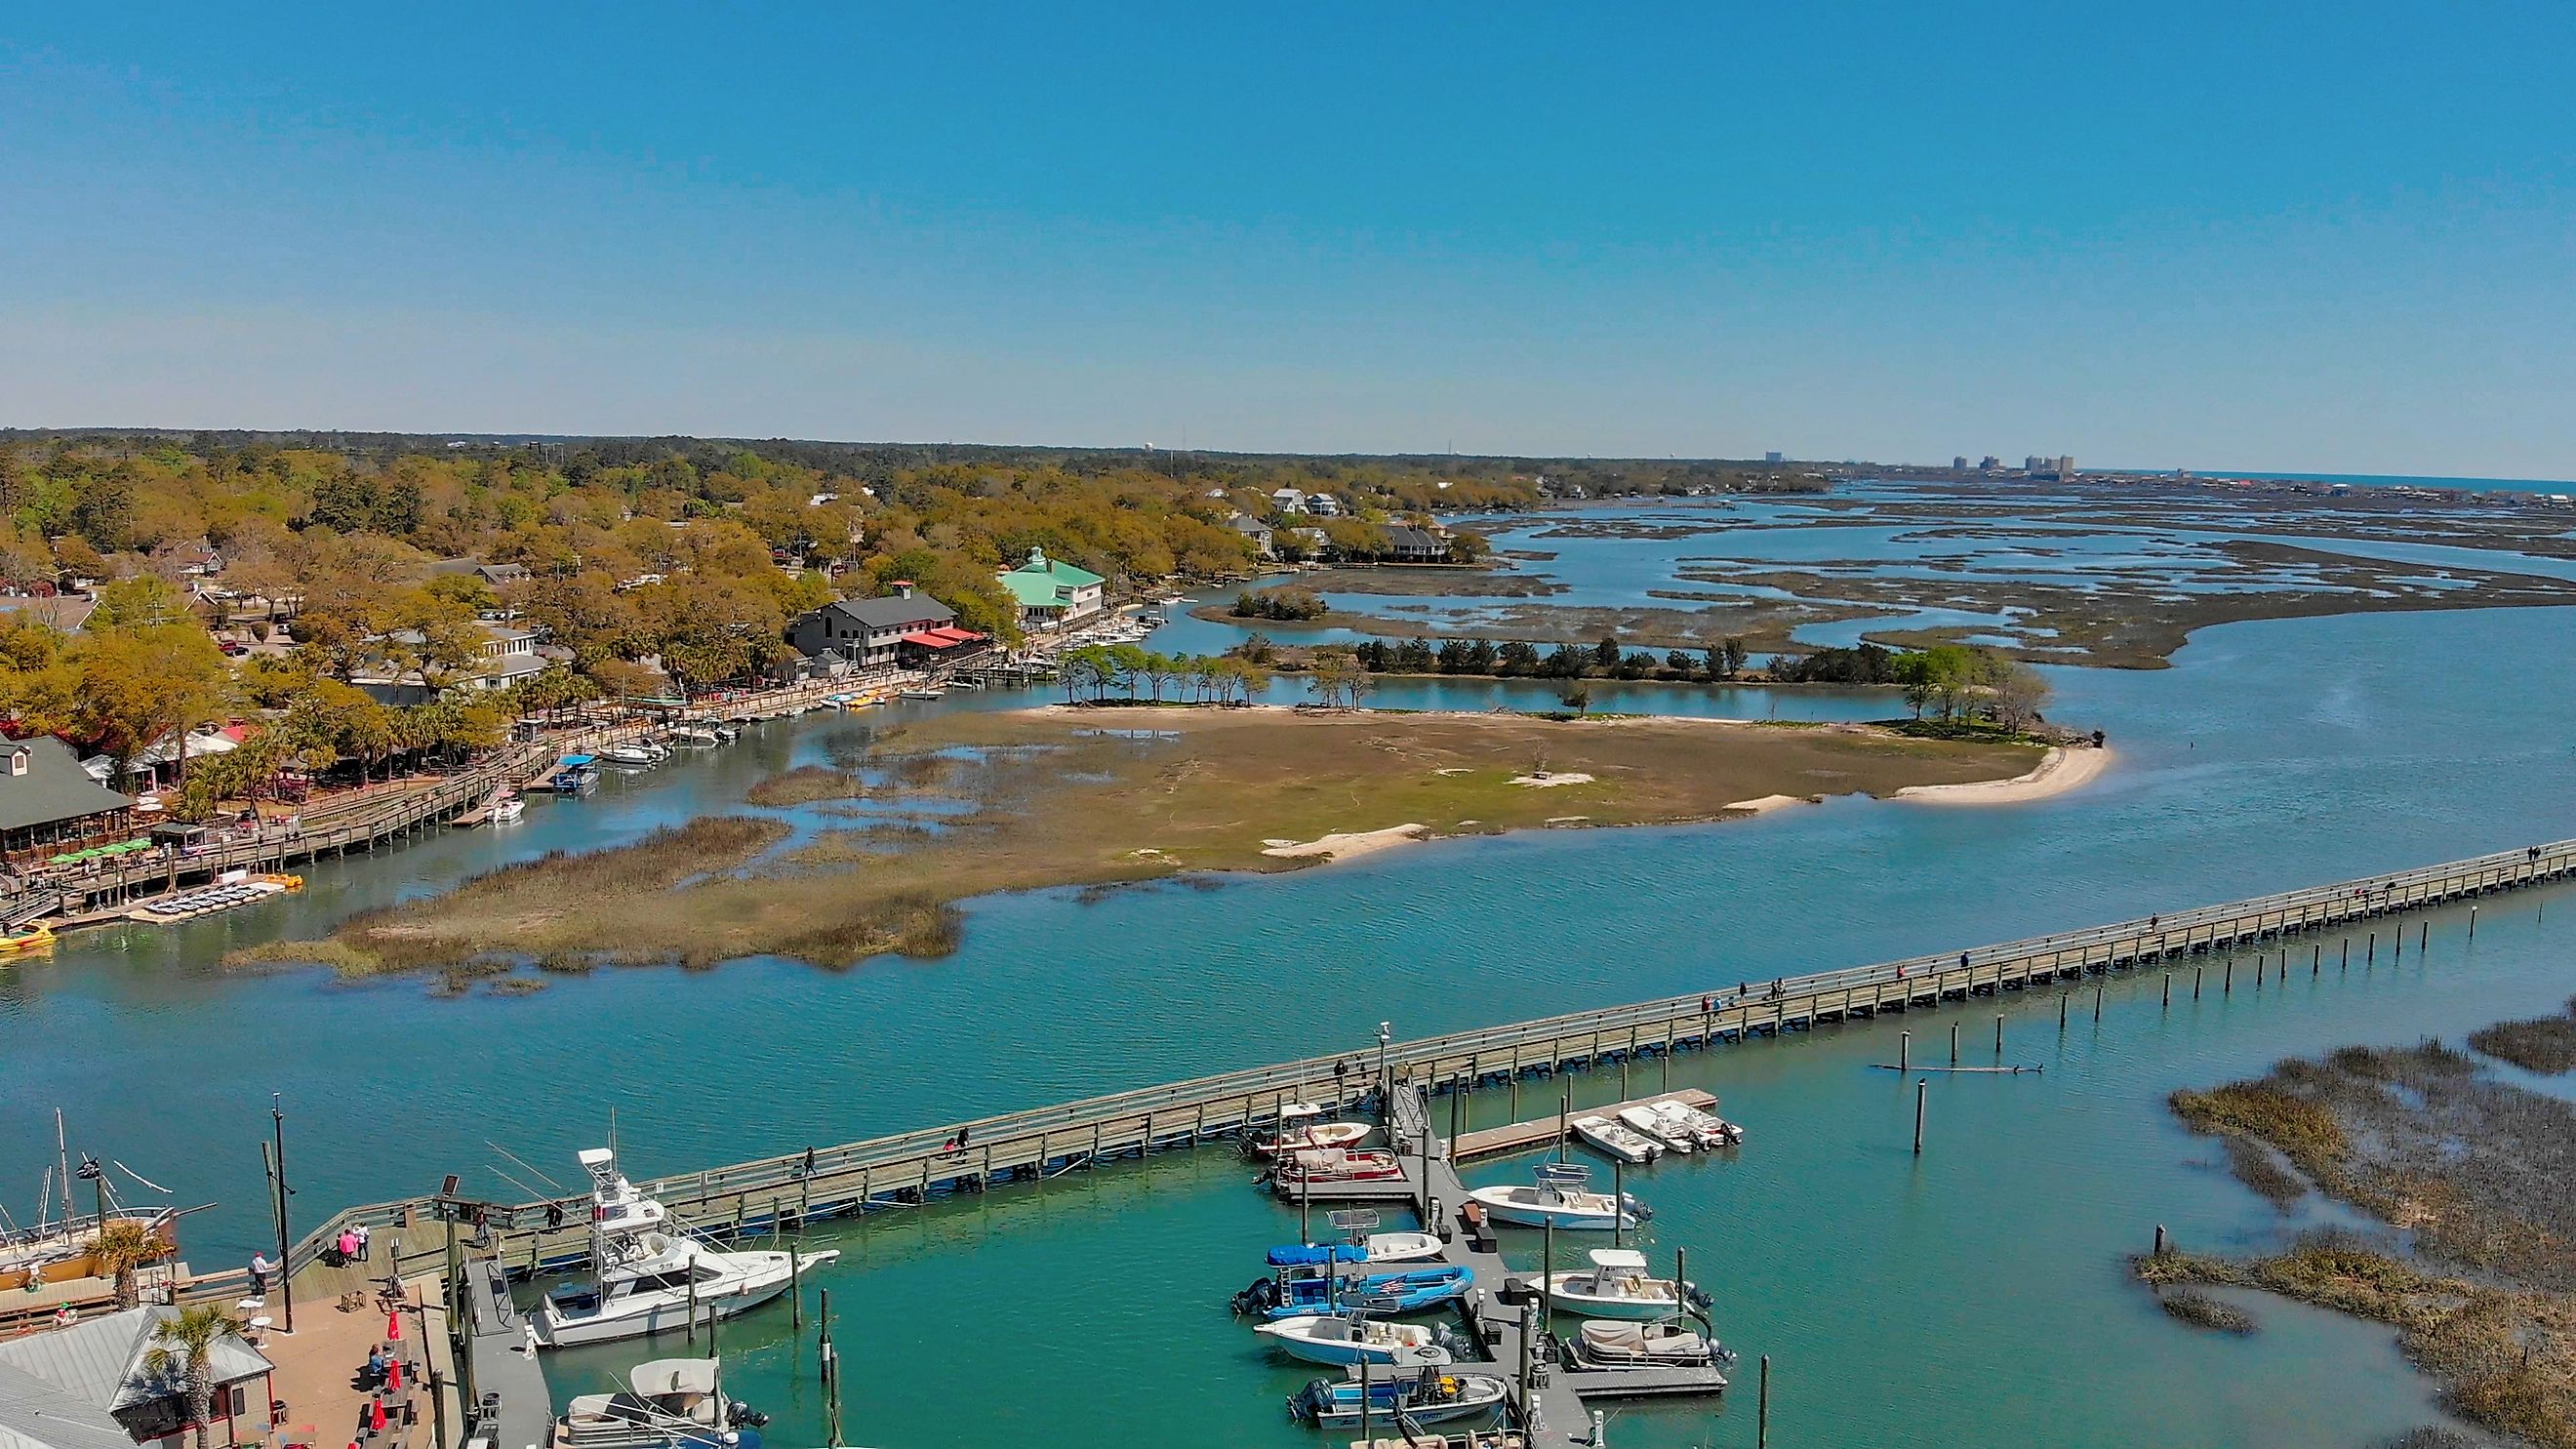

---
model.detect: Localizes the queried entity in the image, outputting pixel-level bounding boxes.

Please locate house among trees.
[1226,516,1275,558]
[788,584,979,669]
[352,623,546,705]
[0,1306,277,1449]
[1380,525,1452,563]
[996,548,1106,630]
[0,736,136,857]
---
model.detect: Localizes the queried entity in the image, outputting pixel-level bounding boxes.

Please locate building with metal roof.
[0,738,136,855]
[787,584,957,668]
[996,548,1106,629]
[0,1307,275,1449]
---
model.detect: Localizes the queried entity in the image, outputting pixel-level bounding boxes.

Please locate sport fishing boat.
[2,1114,181,1291]
[1466,1164,1646,1230]
[1263,1233,1443,1268]
[1270,1147,1406,1192]
[1289,1367,1509,1429]
[1541,1248,1709,1320]
[534,1149,840,1348]
[1564,1316,1733,1375]
[1246,1104,1374,1157]
[1253,1314,1453,1369]
[1231,1263,1473,1319]
[1570,1114,1661,1164]
[1635,1098,1743,1148]
[552,1354,770,1449]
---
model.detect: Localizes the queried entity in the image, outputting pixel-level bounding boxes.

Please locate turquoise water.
[8,496,2576,1444]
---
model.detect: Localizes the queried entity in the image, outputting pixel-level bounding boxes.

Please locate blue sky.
[4,4,2571,475]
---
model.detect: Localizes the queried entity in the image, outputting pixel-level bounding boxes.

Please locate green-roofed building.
[0,737,134,856]
[997,547,1106,630]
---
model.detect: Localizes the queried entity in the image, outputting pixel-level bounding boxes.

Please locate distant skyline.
[5,5,2573,478]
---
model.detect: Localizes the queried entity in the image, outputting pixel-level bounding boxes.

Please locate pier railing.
[244,834,2576,1292]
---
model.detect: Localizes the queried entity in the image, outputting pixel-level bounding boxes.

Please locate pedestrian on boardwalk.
[250,1251,274,1296]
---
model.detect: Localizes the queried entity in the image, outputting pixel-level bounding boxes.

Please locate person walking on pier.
[249,1250,274,1296]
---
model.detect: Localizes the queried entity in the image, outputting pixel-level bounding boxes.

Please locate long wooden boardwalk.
[232,833,2576,1304]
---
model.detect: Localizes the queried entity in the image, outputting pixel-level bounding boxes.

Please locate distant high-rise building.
[2058,455,2075,479]
[1764,451,1784,463]
[1979,456,2000,470]
[1952,456,1968,470]
[2025,456,2048,473]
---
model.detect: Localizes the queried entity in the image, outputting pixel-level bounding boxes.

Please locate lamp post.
[1375,1021,1393,1129]
[271,1095,295,1333]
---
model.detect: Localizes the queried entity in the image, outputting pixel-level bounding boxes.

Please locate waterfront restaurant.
[996,547,1106,630]
[0,1307,277,1449]
[0,736,136,859]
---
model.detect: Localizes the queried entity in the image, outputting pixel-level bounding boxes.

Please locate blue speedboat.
[1230,1263,1473,1319]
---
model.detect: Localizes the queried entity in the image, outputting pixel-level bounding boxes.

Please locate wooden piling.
[2162,972,2171,1009]
[2224,960,2233,994]
[1993,1015,2004,1058]
[1900,1030,1911,1073]
[2094,985,2103,1022]
[1950,1024,1958,1067]
[1758,1354,1772,1449]
[2194,964,2202,999]
[1912,1078,1927,1156]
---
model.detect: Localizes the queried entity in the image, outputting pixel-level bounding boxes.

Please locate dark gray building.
[788,584,957,668]
[1,736,135,855]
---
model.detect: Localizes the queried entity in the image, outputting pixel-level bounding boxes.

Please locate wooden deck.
[192,835,2576,1320]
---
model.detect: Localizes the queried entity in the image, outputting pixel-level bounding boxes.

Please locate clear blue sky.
[4,4,2571,476]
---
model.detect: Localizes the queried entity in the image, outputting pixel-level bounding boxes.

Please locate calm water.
[8,498,2576,1446]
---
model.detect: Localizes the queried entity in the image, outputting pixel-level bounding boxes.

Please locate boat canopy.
[629,1358,719,1396]
[1268,1243,1369,1267]
[1588,1248,1649,1270]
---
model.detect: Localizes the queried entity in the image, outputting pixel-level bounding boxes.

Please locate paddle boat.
[1564,1315,1733,1375]
[1248,1104,1374,1157]
[1254,1313,1452,1368]
[1290,1367,1509,1429]
[1542,1248,1709,1320]
[1232,1263,1473,1319]
[1571,1113,1662,1164]
[1466,1164,1646,1230]
[1271,1147,1406,1192]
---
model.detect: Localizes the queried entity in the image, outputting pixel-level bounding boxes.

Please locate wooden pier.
[219,835,2576,1330]
[1452,1089,1720,1163]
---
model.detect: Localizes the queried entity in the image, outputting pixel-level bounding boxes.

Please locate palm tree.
[87,1218,163,1310]
[143,1305,239,1449]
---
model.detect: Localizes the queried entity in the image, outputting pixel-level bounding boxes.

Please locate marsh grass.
[745,766,868,807]
[2159,1287,2258,1334]
[2222,1136,2311,1209]
[2471,999,2576,1074]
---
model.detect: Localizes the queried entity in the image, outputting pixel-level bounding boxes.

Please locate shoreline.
[1894,744,2113,806]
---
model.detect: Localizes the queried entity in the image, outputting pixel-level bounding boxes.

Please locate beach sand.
[1724,793,1811,815]
[1895,745,2113,806]
[1261,824,1430,864]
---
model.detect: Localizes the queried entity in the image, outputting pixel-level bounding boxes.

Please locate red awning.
[898,627,988,650]
[898,630,951,647]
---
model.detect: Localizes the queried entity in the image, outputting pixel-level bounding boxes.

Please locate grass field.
[245,704,2038,979]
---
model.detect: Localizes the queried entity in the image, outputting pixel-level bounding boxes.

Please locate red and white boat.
[1270,1147,1405,1190]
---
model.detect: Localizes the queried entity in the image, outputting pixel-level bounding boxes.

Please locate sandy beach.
[1261,824,1430,864]
[1895,745,2113,806]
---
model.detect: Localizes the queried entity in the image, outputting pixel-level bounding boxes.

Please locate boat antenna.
[486,1142,568,1193]
[608,1107,619,1161]
[56,1110,73,1226]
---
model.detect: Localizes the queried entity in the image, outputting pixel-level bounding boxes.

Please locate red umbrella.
[385,1309,402,1341]
[385,1359,403,1393]
[370,1399,387,1435]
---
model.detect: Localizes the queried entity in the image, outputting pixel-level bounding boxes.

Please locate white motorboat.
[1347,1433,1526,1449]
[600,744,658,767]
[1566,1316,1728,1375]
[1254,1313,1452,1369]
[1291,1367,1509,1428]
[1615,1105,1694,1154]
[1571,1114,1661,1164]
[552,1354,767,1449]
[1542,1248,1709,1320]
[1466,1164,1646,1231]
[898,687,944,701]
[534,1149,840,1348]
[1250,1104,1375,1157]
[489,795,526,824]
[1643,1098,1745,1147]
[666,725,720,747]
[1267,1230,1444,1267]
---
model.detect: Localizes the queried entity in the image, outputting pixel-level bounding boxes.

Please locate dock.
[460,1255,549,1449]
[1451,1088,1719,1162]
[229,834,2576,1309]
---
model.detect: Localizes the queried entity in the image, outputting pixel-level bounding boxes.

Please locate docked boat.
[1290,1367,1509,1429]
[489,793,526,824]
[1465,1164,1645,1230]
[1254,1314,1452,1369]
[0,923,56,955]
[1249,1105,1374,1157]
[534,1149,841,1348]
[600,744,659,767]
[1346,1433,1525,1449]
[1542,1248,1709,1320]
[552,1355,768,1449]
[1641,1097,1744,1147]
[1260,1233,1445,1270]
[1564,1316,1732,1375]
[1571,1114,1662,1164]
[898,687,944,702]
[1614,1105,1694,1154]
[666,725,721,747]
[1271,1148,1406,1192]
[1232,1264,1473,1319]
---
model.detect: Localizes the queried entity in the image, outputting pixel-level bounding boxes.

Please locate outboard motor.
[1229,1276,1280,1315]
[725,1403,769,1429]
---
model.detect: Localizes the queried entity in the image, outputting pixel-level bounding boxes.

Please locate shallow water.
[7,496,2576,1446]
